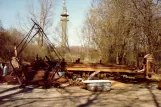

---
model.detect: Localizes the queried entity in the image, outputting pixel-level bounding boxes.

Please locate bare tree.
[27,0,55,46]
[131,0,161,61]
[0,20,4,31]
[82,0,161,65]
[82,0,133,64]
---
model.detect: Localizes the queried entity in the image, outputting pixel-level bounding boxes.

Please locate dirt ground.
[0,81,161,107]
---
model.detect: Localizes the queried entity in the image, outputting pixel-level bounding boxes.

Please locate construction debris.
[158,81,161,89]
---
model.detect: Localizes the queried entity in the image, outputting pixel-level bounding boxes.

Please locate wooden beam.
[66,67,137,73]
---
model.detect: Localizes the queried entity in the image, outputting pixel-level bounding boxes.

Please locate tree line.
[82,0,161,66]
[0,0,56,62]
[0,22,54,62]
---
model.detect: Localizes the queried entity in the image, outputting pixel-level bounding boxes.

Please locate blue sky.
[0,0,92,46]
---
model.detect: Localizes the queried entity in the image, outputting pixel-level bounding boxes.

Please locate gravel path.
[0,83,161,107]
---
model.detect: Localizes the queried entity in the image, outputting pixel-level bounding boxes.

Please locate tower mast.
[61,0,69,49]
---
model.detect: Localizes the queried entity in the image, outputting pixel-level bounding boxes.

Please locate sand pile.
[111,80,131,88]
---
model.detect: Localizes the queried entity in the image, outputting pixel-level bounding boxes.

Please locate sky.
[0,0,92,46]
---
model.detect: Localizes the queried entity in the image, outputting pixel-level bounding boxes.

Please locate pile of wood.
[158,81,161,89]
[2,57,69,88]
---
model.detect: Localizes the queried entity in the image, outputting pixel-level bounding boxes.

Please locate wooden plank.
[66,67,137,73]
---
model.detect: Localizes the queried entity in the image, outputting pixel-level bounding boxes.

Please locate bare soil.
[0,81,161,107]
